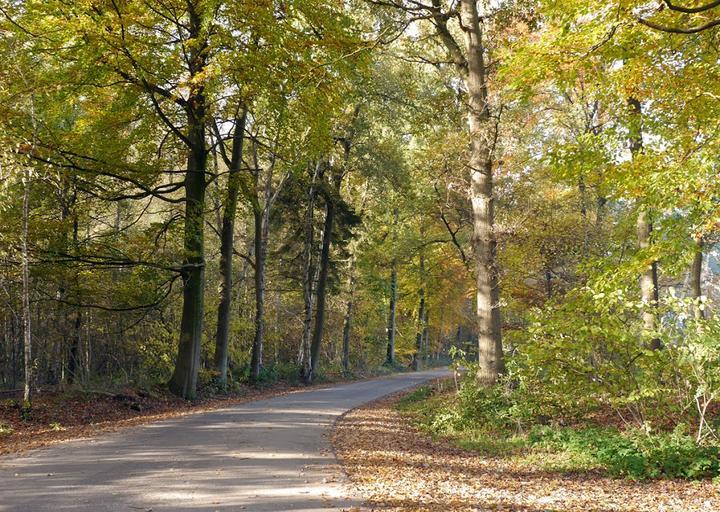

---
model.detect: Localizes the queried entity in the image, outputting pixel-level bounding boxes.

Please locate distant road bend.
[0,368,449,512]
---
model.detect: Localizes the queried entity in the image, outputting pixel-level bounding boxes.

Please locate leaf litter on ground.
[332,392,720,512]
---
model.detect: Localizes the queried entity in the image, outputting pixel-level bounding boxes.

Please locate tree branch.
[663,0,720,13]
[638,14,720,33]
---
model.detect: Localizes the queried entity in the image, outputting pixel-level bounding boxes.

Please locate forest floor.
[333,392,720,512]
[0,382,311,455]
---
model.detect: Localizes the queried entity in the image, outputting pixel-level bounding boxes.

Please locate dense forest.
[2,0,720,480]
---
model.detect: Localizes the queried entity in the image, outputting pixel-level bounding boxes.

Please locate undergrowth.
[397,379,720,481]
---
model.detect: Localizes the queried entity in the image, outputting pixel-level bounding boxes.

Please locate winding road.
[0,368,448,512]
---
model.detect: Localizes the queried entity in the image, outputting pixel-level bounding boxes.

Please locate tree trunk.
[341,294,353,372]
[413,292,425,371]
[66,212,82,385]
[169,138,208,399]
[460,0,504,385]
[214,109,247,387]
[249,206,268,383]
[692,238,705,320]
[579,174,590,255]
[309,176,338,380]
[637,208,659,342]
[413,253,426,371]
[386,207,399,366]
[628,97,661,349]
[341,259,356,372]
[67,311,81,384]
[300,163,321,381]
[307,117,356,381]
[422,308,429,365]
[545,268,553,299]
[21,165,32,406]
[386,264,398,366]
[169,11,209,398]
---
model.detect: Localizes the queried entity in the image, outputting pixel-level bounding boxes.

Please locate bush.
[401,375,528,437]
[397,385,433,409]
[512,287,720,437]
[250,361,302,385]
[398,375,720,481]
[528,425,720,480]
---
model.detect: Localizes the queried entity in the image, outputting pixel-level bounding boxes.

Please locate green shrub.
[528,425,720,480]
[250,361,302,385]
[397,385,433,409]
[398,379,720,481]
[512,287,720,438]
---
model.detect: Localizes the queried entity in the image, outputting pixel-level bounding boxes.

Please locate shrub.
[251,361,302,385]
[528,425,720,480]
[513,287,720,436]
[397,385,433,409]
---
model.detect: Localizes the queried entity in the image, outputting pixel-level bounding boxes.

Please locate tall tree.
[368,0,506,382]
[386,207,399,366]
[164,3,212,399]
[213,108,248,387]
[309,109,359,380]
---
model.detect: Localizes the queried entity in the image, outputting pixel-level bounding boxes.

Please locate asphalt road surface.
[0,368,449,512]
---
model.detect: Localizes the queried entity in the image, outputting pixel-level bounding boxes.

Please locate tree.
[368,0,506,383]
[213,108,248,387]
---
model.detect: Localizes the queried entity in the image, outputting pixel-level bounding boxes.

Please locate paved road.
[0,368,449,512]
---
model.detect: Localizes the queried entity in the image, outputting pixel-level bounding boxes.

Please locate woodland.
[1,0,720,485]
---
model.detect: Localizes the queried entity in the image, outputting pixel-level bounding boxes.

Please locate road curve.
[0,368,449,512]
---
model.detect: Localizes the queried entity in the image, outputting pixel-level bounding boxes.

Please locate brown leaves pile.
[332,394,720,512]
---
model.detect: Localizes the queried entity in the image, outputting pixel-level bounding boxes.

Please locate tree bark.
[413,253,426,371]
[545,268,553,299]
[300,163,321,381]
[308,172,340,380]
[460,0,504,384]
[341,257,356,372]
[307,113,357,381]
[579,174,590,255]
[692,238,705,320]
[67,310,81,384]
[422,308,429,365]
[21,165,32,406]
[628,97,661,349]
[637,208,660,339]
[341,291,354,372]
[386,266,398,366]
[169,139,208,399]
[66,209,82,385]
[413,292,425,371]
[214,109,247,387]
[386,208,399,366]
[249,205,269,383]
[249,134,284,384]
[169,6,210,399]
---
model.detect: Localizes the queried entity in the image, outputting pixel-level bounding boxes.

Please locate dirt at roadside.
[0,382,309,456]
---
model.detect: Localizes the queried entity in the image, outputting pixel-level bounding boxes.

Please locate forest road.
[0,368,449,512]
